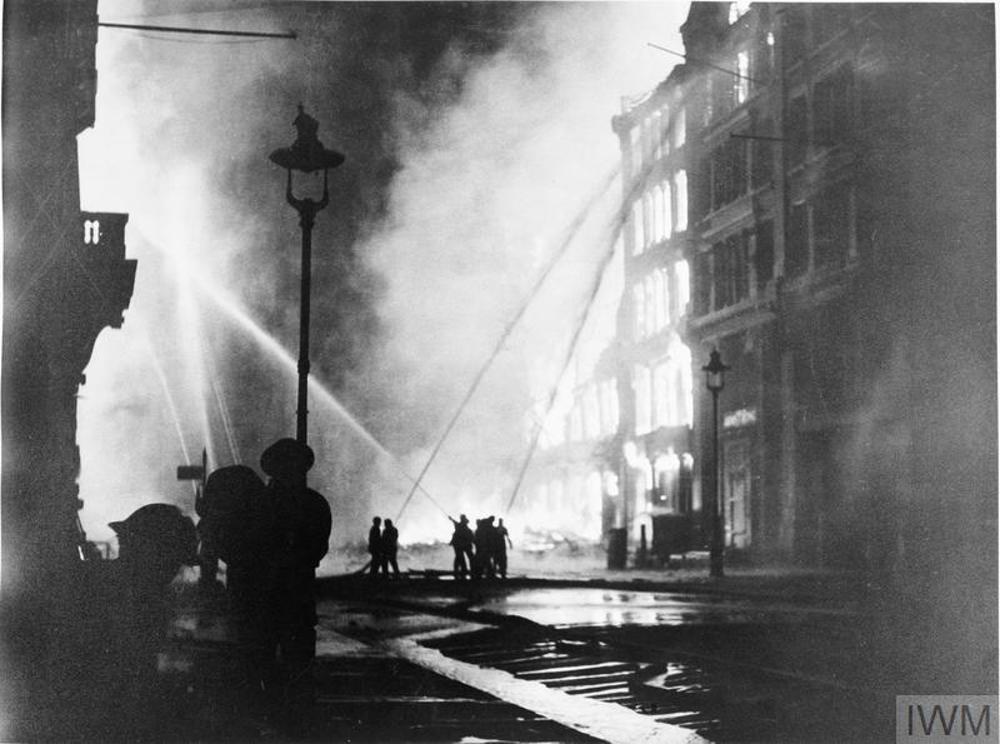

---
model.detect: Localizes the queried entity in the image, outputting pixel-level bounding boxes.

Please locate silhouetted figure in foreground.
[381,518,400,578]
[259,438,332,731]
[495,518,513,579]
[368,516,382,579]
[72,504,198,740]
[200,465,272,696]
[449,514,474,579]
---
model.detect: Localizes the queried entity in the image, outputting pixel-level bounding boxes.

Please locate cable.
[98,22,296,39]
[647,42,760,84]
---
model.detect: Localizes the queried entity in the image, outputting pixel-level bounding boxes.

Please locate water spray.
[136,228,451,514]
[393,163,622,524]
[505,214,627,516]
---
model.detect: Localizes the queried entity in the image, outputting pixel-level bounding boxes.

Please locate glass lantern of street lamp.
[702,349,730,393]
[269,104,345,175]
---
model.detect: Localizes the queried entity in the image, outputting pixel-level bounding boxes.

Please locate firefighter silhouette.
[71,504,198,739]
[200,464,273,695]
[258,438,332,727]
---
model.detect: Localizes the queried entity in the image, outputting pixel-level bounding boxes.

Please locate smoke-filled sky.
[77,0,689,553]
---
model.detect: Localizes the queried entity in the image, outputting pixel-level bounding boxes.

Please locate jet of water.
[393,162,622,524]
[137,228,448,512]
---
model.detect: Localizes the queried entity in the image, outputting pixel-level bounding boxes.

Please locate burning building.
[611,60,698,565]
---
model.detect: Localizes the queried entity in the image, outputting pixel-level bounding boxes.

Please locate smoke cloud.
[77,1,688,561]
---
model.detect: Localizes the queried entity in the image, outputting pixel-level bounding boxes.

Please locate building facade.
[522,345,621,545]
[608,2,995,587]
[611,67,698,563]
[2,1,136,732]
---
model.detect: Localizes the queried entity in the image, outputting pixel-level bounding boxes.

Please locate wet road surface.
[322,581,893,742]
[466,587,853,627]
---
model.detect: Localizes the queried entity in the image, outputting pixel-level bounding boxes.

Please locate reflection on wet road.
[469,588,845,627]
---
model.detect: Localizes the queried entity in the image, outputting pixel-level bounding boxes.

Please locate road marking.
[380,628,710,744]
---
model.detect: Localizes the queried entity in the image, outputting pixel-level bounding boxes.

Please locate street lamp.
[702,348,729,578]
[270,105,345,446]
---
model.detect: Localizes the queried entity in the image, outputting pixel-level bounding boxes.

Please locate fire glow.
[76,1,690,553]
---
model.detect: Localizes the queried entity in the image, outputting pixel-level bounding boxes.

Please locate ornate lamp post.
[702,349,729,578]
[270,105,344,446]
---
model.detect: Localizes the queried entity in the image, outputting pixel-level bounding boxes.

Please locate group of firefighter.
[448,513,513,580]
[366,516,401,578]
[200,439,331,706]
[92,437,332,738]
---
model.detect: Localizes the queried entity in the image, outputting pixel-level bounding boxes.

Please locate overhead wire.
[647,42,760,84]
[98,22,296,39]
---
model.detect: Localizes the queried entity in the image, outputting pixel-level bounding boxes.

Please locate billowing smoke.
[77,1,687,565]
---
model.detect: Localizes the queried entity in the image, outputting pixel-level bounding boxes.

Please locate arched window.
[642,191,653,248]
[663,179,673,237]
[736,50,750,104]
[674,170,688,232]
[672,107,686,149]
[675,260,691,317]
[632,201,644,254]
[653,184,665,242]
[656,269,670,329]
[671,342,694,427]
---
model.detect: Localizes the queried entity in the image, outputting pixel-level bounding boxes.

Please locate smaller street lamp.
[270,105,345,447]
[702,349,729,578]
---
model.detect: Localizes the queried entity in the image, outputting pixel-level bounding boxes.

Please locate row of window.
[786,182,853,277]
[706,132,773,212]
[702,65,851,215]
[629,107,686,178]
[631,169,688,252]
[704,32,775,125]
[633,347,694,436]
[784,4,854,69]
[632,260,690,340]
[691,181,853,315]
[787,65,853,163]
[693,221,774,315]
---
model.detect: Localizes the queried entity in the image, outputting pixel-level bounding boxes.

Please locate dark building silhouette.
[2,0,136,732]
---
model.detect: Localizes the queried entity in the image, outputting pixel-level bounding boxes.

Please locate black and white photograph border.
[1,1,996,742]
